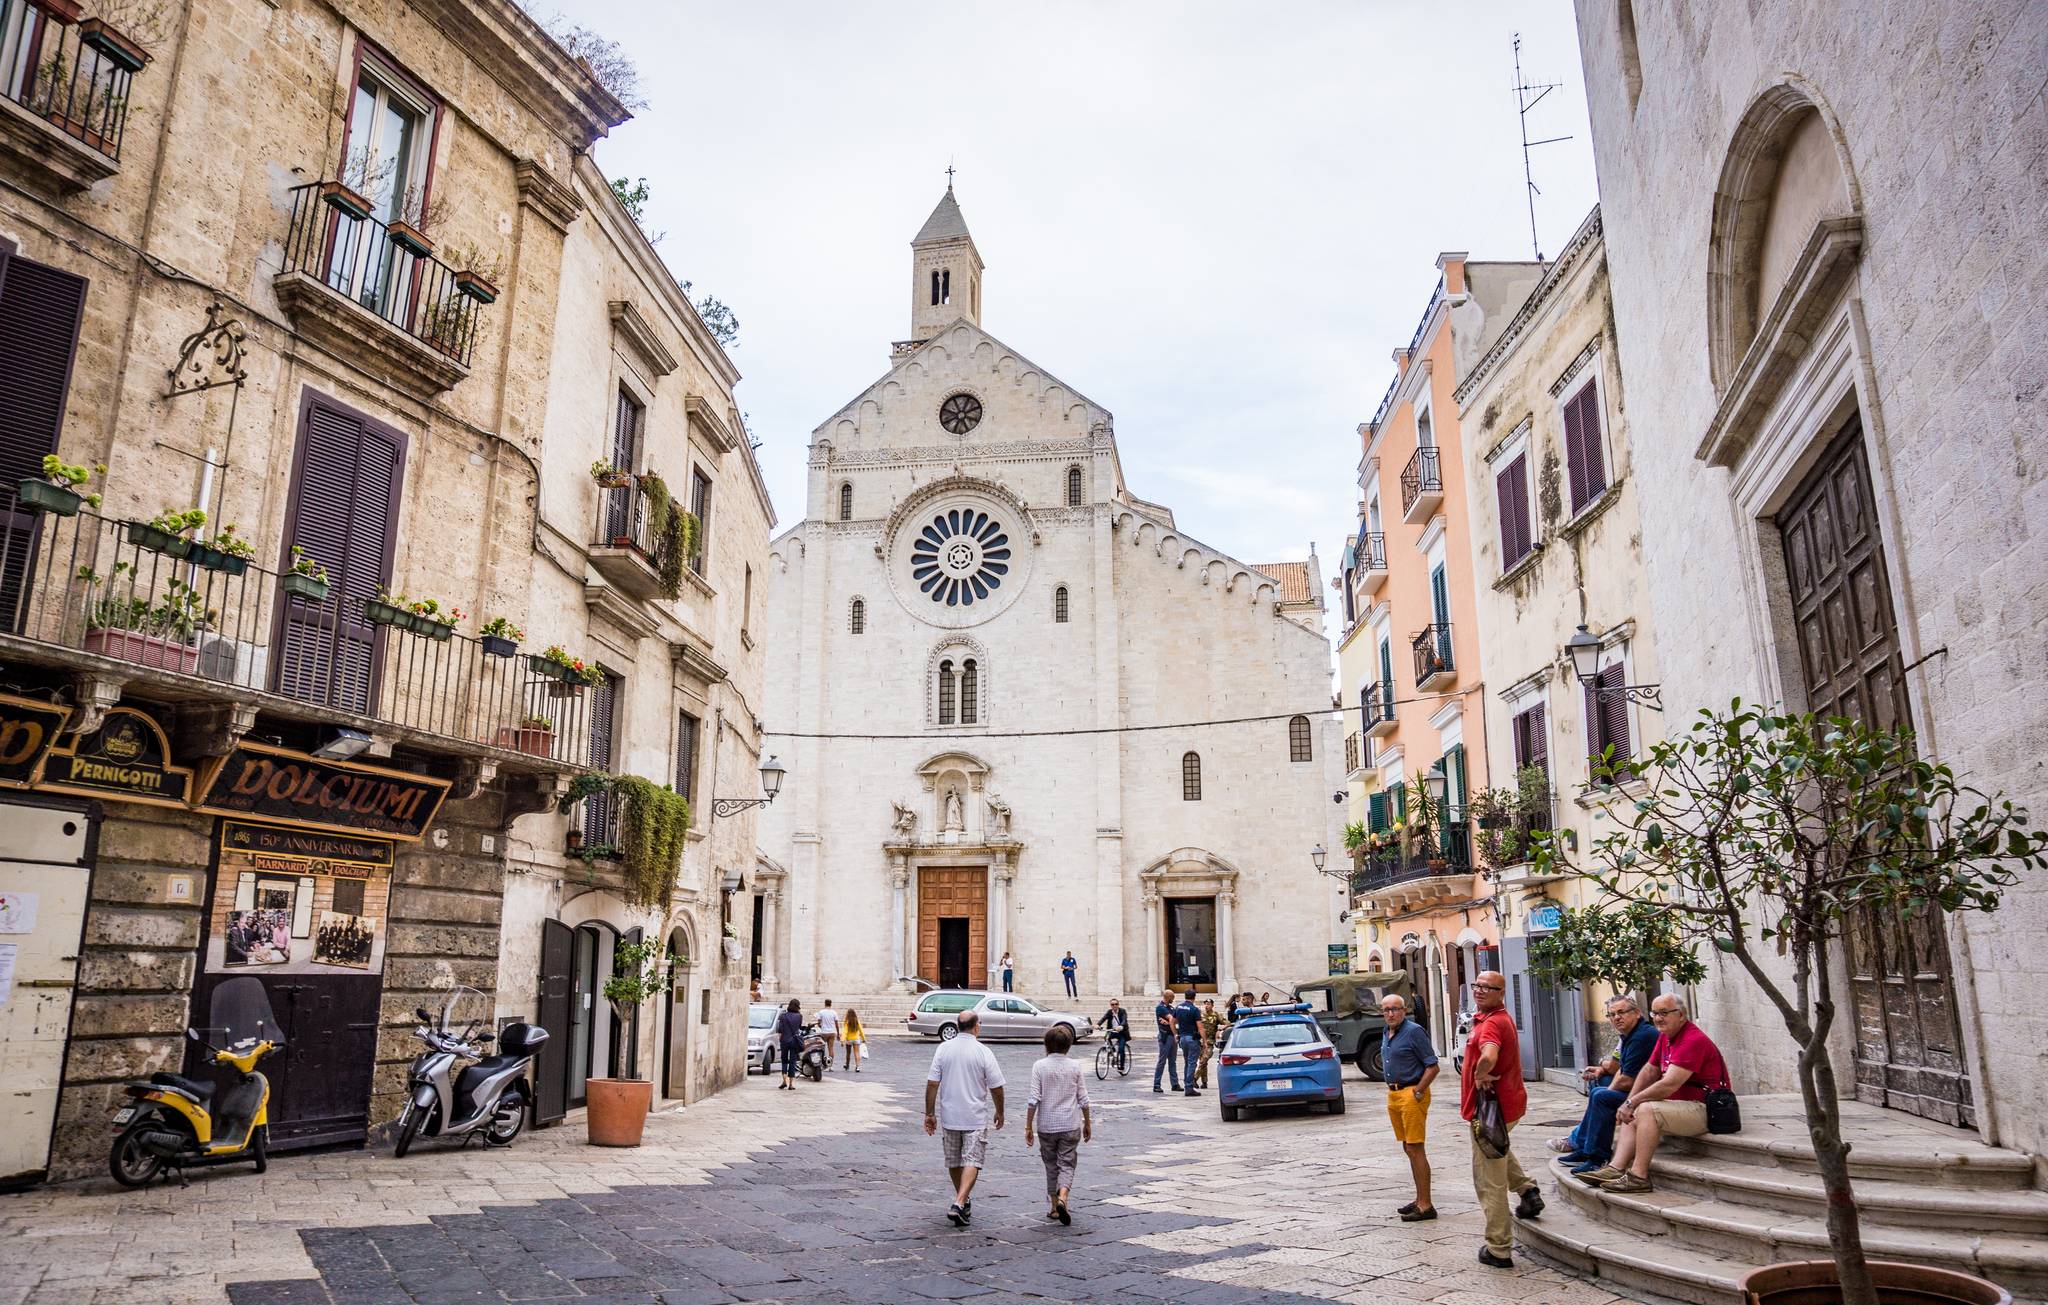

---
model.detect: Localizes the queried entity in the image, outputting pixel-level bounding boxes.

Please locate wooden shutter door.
[1563,391,1591,514]
[1574,387,1608,505]
[535,918,573,1125]
[582,674,618,844]
[602,392,641,544]
[1525,704,1549,779]
[1584,679,1604,770]
[1496,458,1521,562]
[1599,666,1632,766]
[0,254,88,632]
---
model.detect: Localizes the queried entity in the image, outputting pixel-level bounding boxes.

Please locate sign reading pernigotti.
[39,707,195,807]
[0,693,71,788]
[197,744,450,840]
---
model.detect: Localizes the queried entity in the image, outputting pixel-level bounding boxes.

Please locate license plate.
[113,1107,135,1124]
[1266,1079,1294,1091]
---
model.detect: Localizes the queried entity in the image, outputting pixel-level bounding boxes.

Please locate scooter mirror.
[186,1028,199,1041]
[416,1007,431,1023]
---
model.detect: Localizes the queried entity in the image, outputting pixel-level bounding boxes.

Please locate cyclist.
[1097,998,1131,1067]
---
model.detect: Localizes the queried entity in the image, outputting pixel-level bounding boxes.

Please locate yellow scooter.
[109,975,282,1186]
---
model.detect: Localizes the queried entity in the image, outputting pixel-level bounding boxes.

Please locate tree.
[535,14,646,111]
[1527,902,1707,1001]
[611,176,650,223]
[691,293,740,350]
[1533,702,2047,1305]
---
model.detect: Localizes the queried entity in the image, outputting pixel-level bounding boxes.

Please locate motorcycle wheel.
[251,1124,268,1173]
[484,1092,526,1147]
[394,1099,427,1158]
[109,1118,167,1188]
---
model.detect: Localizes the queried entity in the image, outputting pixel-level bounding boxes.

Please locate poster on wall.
[203,821,394,977]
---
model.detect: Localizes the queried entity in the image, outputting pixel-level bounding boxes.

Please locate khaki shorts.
[1641,1099,1708,1136]
[942,1126,990,1169]
[1387,1086,1431,1144]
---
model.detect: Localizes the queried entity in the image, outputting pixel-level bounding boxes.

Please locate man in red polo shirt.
[1460,970,1544,1269]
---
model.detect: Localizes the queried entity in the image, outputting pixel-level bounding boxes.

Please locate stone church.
[757,187,1346,1004]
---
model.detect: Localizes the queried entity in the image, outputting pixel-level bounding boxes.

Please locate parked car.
[1216,1003,1346,1121]
[746,1003,780,1074]
[1290,971,1421,1081]
[905,990,1094,1043]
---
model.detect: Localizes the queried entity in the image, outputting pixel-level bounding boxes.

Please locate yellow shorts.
[1387,1086,1431,1143]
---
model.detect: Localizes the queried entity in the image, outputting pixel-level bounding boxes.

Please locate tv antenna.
[1513,32,1573,261]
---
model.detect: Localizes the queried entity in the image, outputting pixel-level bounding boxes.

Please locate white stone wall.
[1574,0,2048,1151]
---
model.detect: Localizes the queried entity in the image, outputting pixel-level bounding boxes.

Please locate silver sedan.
[905,990,1094,1042]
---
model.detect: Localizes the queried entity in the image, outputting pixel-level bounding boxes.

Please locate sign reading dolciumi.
[198,744,449,840]
[0,693,71,788]
[39,707,195,807]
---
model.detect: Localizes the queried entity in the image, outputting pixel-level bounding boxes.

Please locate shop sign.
[1525,902,1563,934]
[208,822,394,976]
[38,707,194,807]
[1327,943,1354,976]
[220,820,394,874]
[197,743,449,841]
[0,693,70,788]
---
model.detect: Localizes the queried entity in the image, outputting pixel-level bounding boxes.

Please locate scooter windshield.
[205,976,284,1051]
[438,986,493,1040]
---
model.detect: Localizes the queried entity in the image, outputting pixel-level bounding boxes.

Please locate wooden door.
[0,799,93,1188]
[1778,417,1972,1126]
[916,868,986,989]
[534,919,572,1126]
[0,250,87,633]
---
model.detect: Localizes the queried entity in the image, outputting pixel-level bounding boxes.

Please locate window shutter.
[0,254,87,481]
[1564,389,1591,514]
[1576,386,1608,506]
[1368,792,1389,833]
[675,711,699,805]
[1496,453,1530,564]
[1601,665,1633,772]
[688,469,712,574]
[583,673,619,844]
[1430,565,1450,627]
[1526,704,1549,779]
[1584,676,1604,772]
[1394,784,1408,824]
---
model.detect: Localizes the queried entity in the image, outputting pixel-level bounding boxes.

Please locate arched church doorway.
[661,926,691,1100]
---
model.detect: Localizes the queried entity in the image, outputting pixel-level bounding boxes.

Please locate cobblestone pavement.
[3,1034,1628,1305]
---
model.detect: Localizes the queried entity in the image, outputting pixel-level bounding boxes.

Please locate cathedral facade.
[757,189,1345,1002]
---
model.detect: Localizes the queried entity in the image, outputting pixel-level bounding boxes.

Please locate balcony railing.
[1350,819,1474,897]
[0,0,140,161]
[1475,793,1558,871]
[588,481,676,602]
[1356,529,1386,573]
[1362,678,1397,736]
[1400,446,1443,521]
[0,490,591,766]
[1412,623,1454,686]
[280,182,488,369]
[1343,731,1361,775]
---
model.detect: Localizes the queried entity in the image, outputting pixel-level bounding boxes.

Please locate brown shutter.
[1575,386,1608,506]
[1526,703,1549,779]
[1497,453,1533,564]
[1584,677,1604,772]
[1601,664,1633,772]
[675,711,699,805]
[0,253,87,480]
[583,672,619,843]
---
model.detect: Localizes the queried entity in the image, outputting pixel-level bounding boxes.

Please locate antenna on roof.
[1512,32,1573,262]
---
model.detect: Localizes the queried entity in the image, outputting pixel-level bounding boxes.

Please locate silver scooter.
[394,986,547,1157]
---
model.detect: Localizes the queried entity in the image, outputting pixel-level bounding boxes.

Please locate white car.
[746,1003,781,1074]
[904,990,1093,1042]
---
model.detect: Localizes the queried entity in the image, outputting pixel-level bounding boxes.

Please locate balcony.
[1400,447,1443,524]
[1362,678,1397,738]
[1355,529,1388,597]
[0,0,141,193]
[1350,820,1474,908]
[273,182,490,397]
[1476,791,1564,884]
[588,481,677,604]
[1412,623,1455,689]
[0,491,591,769]
[1343,730,1362,778]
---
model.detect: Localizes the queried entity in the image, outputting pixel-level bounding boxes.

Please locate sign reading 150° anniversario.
[0,693,71,788]
[197,743,450,840]
[38,707,195,807]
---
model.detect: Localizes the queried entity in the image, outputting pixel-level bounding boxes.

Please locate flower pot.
[187,544,248,575]
[493,726,553,756]
[593,473,636,491]
[17,478,82,516]
[417,619,454,642]
[1740,1260,2012,1305]
[453,269,499,304]
[480,634,518,658]
[319,180,372,221]
[365,599,407,626]
[83,628,200,674]
[78,18,150,73]
[528,654,568,681]
[547,680,584,699]
[387,219,433,259]
[280,572,330,603]
[40,0,82,22]
[584,1078,652,1147]
[126,522,191,557]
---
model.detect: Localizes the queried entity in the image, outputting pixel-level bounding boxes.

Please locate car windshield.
[747,1007,776,1029]
[1228,1019,1320,1049]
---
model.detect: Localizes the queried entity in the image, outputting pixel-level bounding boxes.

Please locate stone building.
[1446,206,1662,1080]
[1336,252,1543,1055]
[757,187,1346,1008]
[0,0,766,1186]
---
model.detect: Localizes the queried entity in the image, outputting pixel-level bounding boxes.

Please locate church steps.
[1661,1127,2037,1191]
[1644,1151,2048,1235]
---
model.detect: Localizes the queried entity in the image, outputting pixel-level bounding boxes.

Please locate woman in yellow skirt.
[841,1009,866,1071]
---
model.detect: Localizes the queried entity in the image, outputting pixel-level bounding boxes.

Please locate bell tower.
[907,181,984,346]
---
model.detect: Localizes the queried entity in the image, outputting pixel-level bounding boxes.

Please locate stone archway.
[660,920,697,1101]
[1137,849,1241,997]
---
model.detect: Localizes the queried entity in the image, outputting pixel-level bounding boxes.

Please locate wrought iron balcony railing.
[1474,793,1558,871]
[1362,678,1397,735]
[1349,820,1474,897]
[0,489,590,766]
[0,0,141,161]
[1412,622,1454,685]
[1399,446,1443,520]
[1355,529,1386,573]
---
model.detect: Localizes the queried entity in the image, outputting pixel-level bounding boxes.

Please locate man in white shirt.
[816,1000,841,1070]
[924,1010,1006,1227]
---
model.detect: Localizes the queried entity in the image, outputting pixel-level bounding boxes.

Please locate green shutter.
[1394,784,1408,824]
[1444,744,1467,818]
[1368,792,1390,832]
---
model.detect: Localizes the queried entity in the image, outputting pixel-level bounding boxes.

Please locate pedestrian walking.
[1379,993,1440,1221]
[749,977,762,1003]
[1461,970,1543,1269]
[1025,1024,1092,1225]
[774,999,804,1090]
[1150,989,1181,1093]
[1000,951,1014,993]
[817,999,841,1070]
[842,1008,866,1071]
[1195,998,1222,1088]
[1173,988,1202,1096]
[924,1010,1005,1227]
[1061,951,1079,999]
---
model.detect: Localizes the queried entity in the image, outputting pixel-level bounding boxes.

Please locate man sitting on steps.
[1576,994,1730,1195]
[1550,994,1657,1173]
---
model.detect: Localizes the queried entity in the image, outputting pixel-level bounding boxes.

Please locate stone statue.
[942,788,964,832]
[891,801,918,839]
[986,794,1012,839]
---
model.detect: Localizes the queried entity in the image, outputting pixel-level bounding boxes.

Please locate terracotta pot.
[1741,1260,2012,1305]
[83,628,200,673]
[584,1078,652,1147]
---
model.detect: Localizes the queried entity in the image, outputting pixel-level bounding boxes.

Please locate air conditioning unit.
[197,636,271,690]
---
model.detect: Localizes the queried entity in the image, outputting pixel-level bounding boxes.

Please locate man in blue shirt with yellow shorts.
[1379,992,1440,1220]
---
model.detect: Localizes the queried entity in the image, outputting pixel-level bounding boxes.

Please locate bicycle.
[1095,1037,1130,1079]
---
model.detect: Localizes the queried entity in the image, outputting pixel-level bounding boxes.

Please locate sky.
[546,1,1600,636]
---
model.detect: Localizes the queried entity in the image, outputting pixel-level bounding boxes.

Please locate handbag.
[1472,1087,1511,1158]
[1704,1083,1741,1134]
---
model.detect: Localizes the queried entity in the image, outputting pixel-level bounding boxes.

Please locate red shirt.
[1459,1007,1527,1123]
[1650,1021,1727,1103]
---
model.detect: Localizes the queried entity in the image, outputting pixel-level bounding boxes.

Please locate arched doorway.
[661,925,693,1101]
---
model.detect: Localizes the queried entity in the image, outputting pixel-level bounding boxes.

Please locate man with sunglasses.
[1551,994,1657,1174]
[1576,995,1728,1194]
[1460,971,1544,1269]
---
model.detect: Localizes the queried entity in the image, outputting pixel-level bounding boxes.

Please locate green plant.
[37,454,106,507]
[538,644,604,685]
[1528,902,1707,1003]
[480,616,524,641]
[417,297,476,355]
[89,0,175,51]
[602,938,669,1033]
[205,522,254,559]
[77,565,209,640]
[287,545,328,582]
[407,597,461,627]
[1342,820,1368,853]
[145,507,206,536]
[445,242,506,285]
[559,771,613,812]
[519,713,553,731]
[1532,702,2048,1305]
[613,775,691,910]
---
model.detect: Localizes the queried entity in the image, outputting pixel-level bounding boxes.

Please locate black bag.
[1472,1087,1511,1158]
[1704,1085,1741,1134]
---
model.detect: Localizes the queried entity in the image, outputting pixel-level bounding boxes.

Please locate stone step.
[1513,1192,1750,1305]
[1646,1151,2048,1236]
[1541,1156,2048,1299]
[1657,1097,2035,1192]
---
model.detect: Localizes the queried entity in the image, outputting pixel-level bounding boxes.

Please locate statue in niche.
[986,794,1012,839]
[891,802,918,840]
[942,787,965,832]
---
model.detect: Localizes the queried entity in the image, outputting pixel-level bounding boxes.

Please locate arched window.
[1054,585,1069,624]
[849,598,865,635]
[930,270,941,306]
[838,482,852,521]
[1181,752,1202,801]
[959,659,978,724]
[937,660,956,725]
[1066,465,1083,506]
[1288,714,1312,762]
[941,268,951,304]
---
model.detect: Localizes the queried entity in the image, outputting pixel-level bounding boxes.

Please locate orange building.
[1339,252,1544,1053]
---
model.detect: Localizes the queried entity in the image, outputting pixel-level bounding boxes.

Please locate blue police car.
[1216,1003,1347,1121]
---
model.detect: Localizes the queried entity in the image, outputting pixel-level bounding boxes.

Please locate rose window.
[911,509,1010,606]
[939,392,983,435]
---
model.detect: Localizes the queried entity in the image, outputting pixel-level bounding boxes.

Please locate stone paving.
[2,1034,1629,1305]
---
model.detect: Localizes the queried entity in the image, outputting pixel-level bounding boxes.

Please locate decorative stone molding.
[0,94,120,196]
[810,436,1097,469]
[274,272,470,398]
[516,159,585,232]
[686,396,739,452]
[609,300,678,377]
[66,674,126,738]
[172,700,258,759]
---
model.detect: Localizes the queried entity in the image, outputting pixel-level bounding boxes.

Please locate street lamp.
[1423,764,1448,805]
[1564,623,1664,711]
[710,755,787,819]
[1312,843,1327,872]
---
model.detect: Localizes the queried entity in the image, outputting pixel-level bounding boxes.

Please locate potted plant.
[387,181,442,258]
[590,459,636,491]
[478,616,523,658]
[319,144,391,222]
[280,545,330,602]
[1534,704,2047,1305]
[77,1,168,73]
[532,645,602,695]
[77,565,207,672]
[416,297,474,360]
[529,644,571,681]
[19,454,105,516]
[495,713,553,756]
[365,587,409,628]
[587,938,669,1147]
[447,243,505,304]
[188,521,254,574]
[406,597,459,642]
[126,506,204,557]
